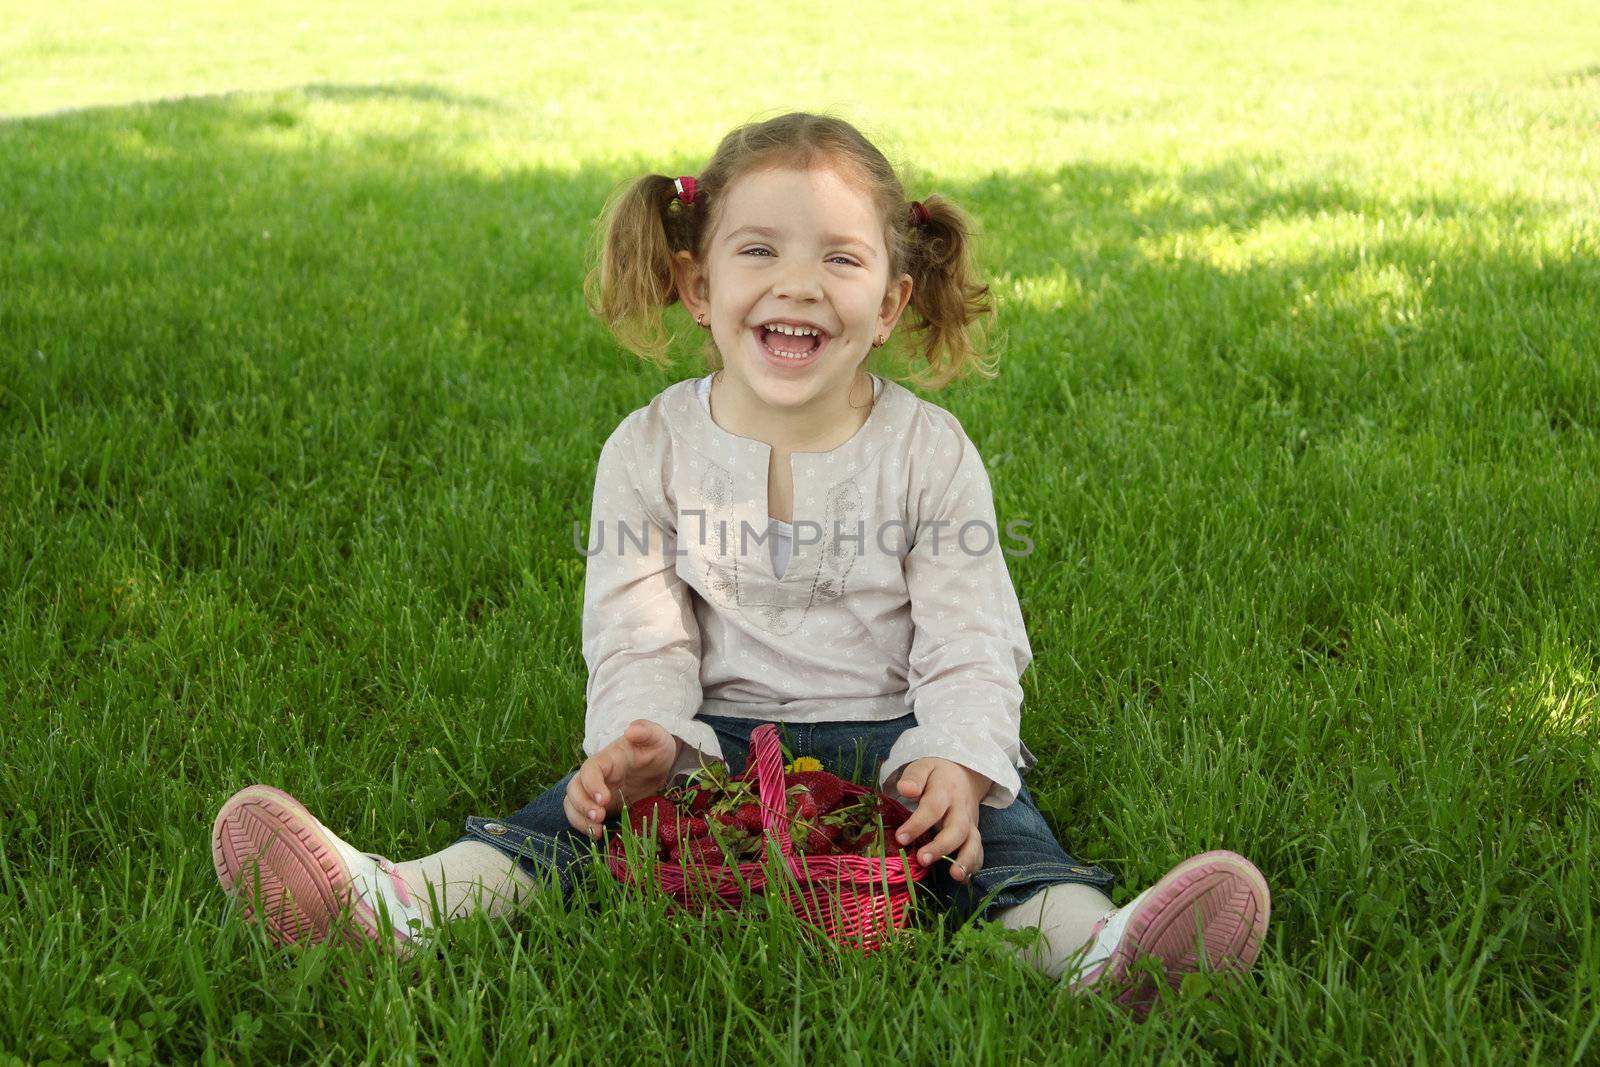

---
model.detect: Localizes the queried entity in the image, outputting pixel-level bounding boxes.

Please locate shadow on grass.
[4,82,1593,442]
[2,82,1595,651]
[0,80,503,123]
[299,81,505,110]
[1557,63,1600,84]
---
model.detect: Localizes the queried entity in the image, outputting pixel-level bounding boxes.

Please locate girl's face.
[674,164,912,414]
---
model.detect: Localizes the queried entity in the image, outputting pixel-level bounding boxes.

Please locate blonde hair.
[584,112,996,389]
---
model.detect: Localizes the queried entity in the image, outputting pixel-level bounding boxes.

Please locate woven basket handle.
[749,723,795,859]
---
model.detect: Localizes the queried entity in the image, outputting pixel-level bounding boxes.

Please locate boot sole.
[211,784,384,947]
[1070,849,1271,1020]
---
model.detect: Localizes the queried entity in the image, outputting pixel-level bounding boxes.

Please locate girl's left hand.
[891,757,992,883]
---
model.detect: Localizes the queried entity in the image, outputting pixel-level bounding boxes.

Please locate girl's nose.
[771,263,823,301]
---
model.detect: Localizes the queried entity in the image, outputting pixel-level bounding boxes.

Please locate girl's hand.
[891,757,991,883]
[564,720,682,838]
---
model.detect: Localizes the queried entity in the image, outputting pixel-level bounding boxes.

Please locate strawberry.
[825,792,871,825]
[679,836,727,867]
[705,769,759,817]
[790,792,819,824]
[732,802,764,833]
[687,762,754,805]
[627,797,675,840]
[783,791,822,852]
[787,770,849,814]
[798,821,842,856]
[627,796,703,849]
[684,786,712,816]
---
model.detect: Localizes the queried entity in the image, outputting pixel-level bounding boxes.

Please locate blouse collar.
[670,372,910,482]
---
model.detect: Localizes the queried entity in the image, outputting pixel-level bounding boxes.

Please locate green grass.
[3,1,1599,1062]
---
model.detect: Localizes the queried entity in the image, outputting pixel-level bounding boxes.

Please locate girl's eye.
[740,247,857,266]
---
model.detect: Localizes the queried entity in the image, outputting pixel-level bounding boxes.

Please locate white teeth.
[757,322,824,361]
[760,335,820,360]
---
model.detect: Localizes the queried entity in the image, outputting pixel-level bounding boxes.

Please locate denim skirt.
[458,713,1116,925]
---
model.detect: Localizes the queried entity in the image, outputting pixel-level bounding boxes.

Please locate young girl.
[212,112,1270,1019]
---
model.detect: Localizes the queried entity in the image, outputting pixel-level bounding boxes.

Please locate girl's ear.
[878,272,914,334]
[672,250,710,321]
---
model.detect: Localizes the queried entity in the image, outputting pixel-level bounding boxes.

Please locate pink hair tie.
[674,176,698,204]
[909,200,930,226]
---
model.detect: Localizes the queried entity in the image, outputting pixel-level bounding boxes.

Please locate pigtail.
[583,174,698,366]
[900,195,998,389]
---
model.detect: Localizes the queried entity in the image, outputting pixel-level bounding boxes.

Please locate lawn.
[2,1,1598,1063]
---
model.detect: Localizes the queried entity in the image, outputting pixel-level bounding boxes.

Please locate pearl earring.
[874,334,887,348]
[696,314,708,328]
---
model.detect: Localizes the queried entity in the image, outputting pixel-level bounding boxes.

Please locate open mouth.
[754,322,830,363]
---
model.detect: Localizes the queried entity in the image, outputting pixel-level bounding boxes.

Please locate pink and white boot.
[1066,849,1271,1020]
[212,785,428,950]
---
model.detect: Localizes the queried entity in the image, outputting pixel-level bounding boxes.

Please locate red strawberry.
[798,822,842,856]
[679,836,727,866]
[790,792,819,824]
[685,787,712,816]
[688,763,754,809]
[627,796,699,849]
[780,797,818,850]
[732,802,764,833]
[788,770,848,814]
[627,796,674,838]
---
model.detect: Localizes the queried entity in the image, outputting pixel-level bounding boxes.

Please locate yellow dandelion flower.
[786,756,823,773]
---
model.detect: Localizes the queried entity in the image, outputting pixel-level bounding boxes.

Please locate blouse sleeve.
[878,422,1035,809]
[581,414,725,781]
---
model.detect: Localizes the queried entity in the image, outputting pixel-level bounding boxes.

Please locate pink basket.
[607,723,931,953]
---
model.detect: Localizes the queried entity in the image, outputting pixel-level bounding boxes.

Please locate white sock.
[994,882,1118,981]
[393,841,539,924]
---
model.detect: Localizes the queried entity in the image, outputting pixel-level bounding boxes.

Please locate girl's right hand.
[564,719,682,838]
